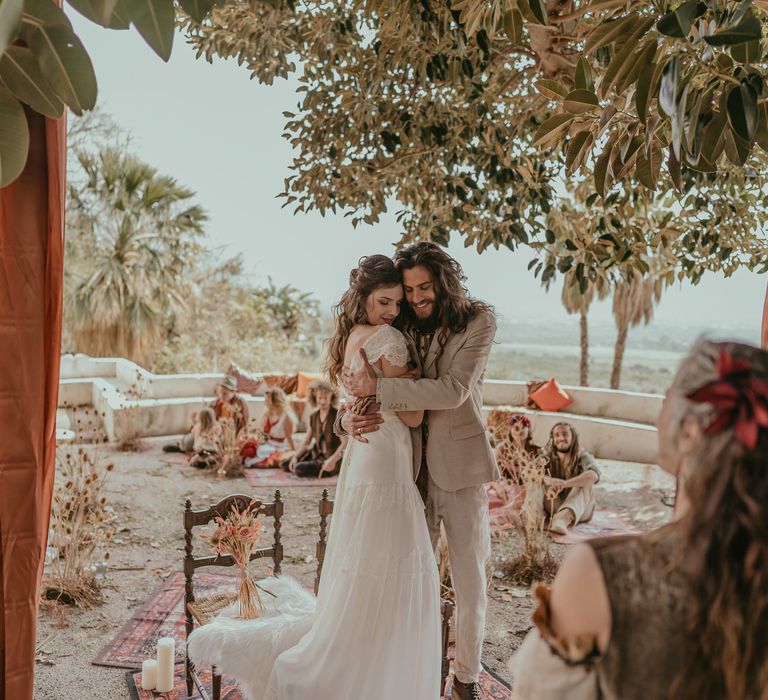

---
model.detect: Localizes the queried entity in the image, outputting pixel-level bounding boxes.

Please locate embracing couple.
[259,242,498,699]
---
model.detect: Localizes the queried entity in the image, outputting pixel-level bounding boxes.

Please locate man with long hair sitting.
[540,422,600,535]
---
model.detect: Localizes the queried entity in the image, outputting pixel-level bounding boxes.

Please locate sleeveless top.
[588,525,691,699]
[263,413,287,443]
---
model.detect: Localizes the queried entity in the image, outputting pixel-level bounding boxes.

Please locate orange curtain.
[762,281,768,349]
[0,103,65,698]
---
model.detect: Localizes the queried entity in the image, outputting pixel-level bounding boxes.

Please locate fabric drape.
[0,102,66,699]
[762,281,768,349]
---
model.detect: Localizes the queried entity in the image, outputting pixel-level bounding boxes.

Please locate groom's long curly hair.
[393,242,494,349]
[325,255,402,387]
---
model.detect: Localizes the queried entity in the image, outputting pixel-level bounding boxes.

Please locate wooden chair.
[313,489,455,695]
[184,491,284,700]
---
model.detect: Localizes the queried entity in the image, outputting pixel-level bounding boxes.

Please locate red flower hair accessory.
[507,414,531,429]
[687,347,768,450]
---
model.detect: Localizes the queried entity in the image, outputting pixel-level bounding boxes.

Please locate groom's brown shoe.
[452,678,483,700]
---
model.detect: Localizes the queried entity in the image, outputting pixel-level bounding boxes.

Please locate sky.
[69,12,766,341]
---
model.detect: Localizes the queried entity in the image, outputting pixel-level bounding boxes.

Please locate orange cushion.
[295,371,322,399]
[529,378,573,412]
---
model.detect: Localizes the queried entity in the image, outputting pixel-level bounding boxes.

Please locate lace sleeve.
[363,325,409,368]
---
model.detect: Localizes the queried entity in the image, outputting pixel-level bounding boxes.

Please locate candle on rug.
[156,637,176,692]
[140,659,158,690]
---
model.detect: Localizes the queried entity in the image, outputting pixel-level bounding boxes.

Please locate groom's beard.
[413,313,438,334]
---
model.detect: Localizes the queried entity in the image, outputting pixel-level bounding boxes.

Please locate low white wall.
[482,380,661,425]
[57,355,663,461]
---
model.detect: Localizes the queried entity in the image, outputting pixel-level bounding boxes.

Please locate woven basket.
[187,592,239,626]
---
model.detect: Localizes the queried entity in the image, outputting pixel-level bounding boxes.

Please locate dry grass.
[42,445,115,611]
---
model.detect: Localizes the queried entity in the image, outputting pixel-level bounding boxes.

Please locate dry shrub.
[43,445,115,608]
[211,416,243,478]
[499,449,558,586]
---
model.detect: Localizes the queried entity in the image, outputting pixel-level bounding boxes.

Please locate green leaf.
[636,145,663,190]
[599,17,655,98]
[563,88,600,114]
[520,0,547,25]
[585,14,638,54]
[21,0,72,29]
[726,80,758,141]
[656,0,705,38]
[503,8,524,43]
[704,11,762,46]
[658,56,679,117]
[731,40,762,63]
[667,145,682,191]
[575,57,593,91]
[27,22,96,115]
[534,79,568,100]
[618,38,656,96]
[533,113,574,147]
[595,138,616,197]
[65,0,120,27]
[127,0,175,62]
[106,0,131,29]
[635,58,656,124]
[0,86,29,187]
[565,130,594,174]
[755,101,768,151]
[700,108,728,163]
[0,0,23,55]
[0,45,63,117]
[723,128,751,165]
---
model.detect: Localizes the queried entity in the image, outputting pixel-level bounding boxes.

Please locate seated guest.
[189,407,221,469]
[211,375,249,434]
[510,340,768,700]
[540,422,600,535]
[164,375,249,453]
[495,413,541,482]
[287,380,347,478]
[244,387,296,468]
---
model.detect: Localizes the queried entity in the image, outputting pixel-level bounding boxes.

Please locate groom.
[341,242,499,700]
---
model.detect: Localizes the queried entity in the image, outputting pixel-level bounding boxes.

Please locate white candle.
[155,637,176,693]
[140,659,158,690]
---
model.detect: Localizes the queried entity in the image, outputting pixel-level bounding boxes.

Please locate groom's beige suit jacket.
[377,311,500,492]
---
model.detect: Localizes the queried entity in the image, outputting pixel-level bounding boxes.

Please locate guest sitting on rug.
[287,380,347,478]
[496,413,541,481]
[189,407,221,469]
[244,387,296,468]
[164,375,249,453]
[541,422,600,535]
[509,340,768,700]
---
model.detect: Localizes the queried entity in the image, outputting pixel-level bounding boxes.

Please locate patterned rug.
[93,572,238,669]
[125,660,511,699]
[549,506,641,544]
[488,484,640,544]
[243,467,338,489]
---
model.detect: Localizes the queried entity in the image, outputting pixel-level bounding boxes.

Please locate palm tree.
[561,273,608,386]
[65,147,207,364]
[610,270,663,389]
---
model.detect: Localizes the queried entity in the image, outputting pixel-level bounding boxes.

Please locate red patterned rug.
[125,660,511,699]
[243,467,338,489]
[93,572,238,669]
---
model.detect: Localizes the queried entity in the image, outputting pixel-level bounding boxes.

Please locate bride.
[260,254,441,698]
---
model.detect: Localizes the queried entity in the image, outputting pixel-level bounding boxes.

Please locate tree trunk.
[611,322,629,389]
[579,308,589,386]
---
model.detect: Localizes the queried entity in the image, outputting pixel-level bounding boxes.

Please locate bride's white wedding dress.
[189,324,441,700]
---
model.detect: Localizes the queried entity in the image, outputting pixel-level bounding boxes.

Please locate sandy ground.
[34,438,674,699]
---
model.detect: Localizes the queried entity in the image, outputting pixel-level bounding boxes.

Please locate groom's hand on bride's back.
[340,407,383,444]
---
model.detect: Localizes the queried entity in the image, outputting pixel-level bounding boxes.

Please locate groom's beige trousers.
[425,474,491,685]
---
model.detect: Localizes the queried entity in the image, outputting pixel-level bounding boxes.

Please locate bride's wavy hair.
[325,255,402,386]
[393,242,494,349]
[667,339,768,700]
